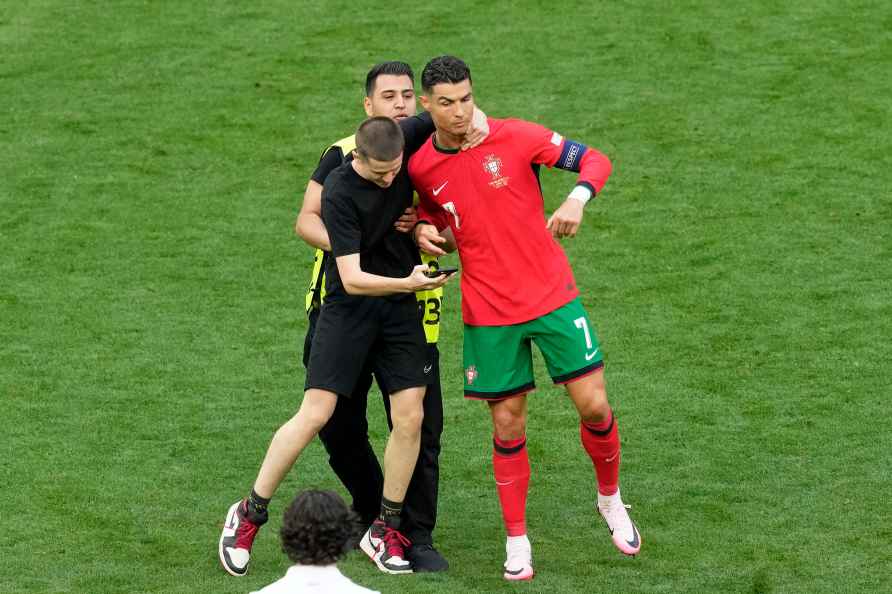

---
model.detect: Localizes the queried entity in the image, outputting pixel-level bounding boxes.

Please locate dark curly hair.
[280,489,359,565]
[421,55,472,92]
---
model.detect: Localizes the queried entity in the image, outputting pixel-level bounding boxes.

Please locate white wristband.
[568,185,593,205]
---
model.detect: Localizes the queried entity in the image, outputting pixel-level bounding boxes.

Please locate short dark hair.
[355,116,404,162]
[421,55,472,92]
[365,61,414,97]
[280,489,359,566]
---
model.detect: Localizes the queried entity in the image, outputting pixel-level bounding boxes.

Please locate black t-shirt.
[311,144,347,185]
[319,113,435,302]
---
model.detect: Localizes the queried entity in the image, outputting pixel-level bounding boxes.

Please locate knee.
[392,406,424,436]
[578,391,611,423]
[296,400,335,433]
[491,405,526,440]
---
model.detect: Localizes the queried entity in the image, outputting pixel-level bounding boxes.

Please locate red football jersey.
[409,118,610,326]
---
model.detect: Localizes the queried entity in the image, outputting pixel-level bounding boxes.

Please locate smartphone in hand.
[424,267,459,278]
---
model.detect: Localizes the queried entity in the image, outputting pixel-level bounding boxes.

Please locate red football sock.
[581,410,621,496]
[492,435,530,537]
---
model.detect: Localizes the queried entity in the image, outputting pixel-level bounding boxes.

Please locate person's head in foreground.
[280,489,358,566]
[352,116,405,188]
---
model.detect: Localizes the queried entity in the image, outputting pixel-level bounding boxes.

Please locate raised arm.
[399,107,489,156]
[398,112,436,156]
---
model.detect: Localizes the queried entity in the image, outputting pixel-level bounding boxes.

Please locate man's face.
[421,79,474,137]
[364,74,417,120]
[355,153,403,188]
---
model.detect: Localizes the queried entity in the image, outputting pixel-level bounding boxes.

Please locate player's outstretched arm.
[295,180,331,250]
[336,254,452,295]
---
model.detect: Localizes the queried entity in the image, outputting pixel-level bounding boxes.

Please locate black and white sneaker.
[219,500,264,576]
[359,519,413,574]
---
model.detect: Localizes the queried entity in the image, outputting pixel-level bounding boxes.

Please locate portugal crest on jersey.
[483,154,509,188]
[465,365,478,385]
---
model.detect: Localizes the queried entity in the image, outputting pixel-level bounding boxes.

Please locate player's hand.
[414,223,448,256]
[406,264,452,291]
[461,107,489,151]
[394,207,418,233]
[546,198,585,238]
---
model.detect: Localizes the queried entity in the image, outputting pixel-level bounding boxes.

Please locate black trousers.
[303,308,443,545]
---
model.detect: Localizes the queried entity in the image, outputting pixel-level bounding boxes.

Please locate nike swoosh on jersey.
[432,181,448,196]
[585,349,599,361]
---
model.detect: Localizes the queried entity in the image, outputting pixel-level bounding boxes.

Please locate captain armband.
[554,139,589,172]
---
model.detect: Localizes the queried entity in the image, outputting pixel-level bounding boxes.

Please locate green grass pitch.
[2,1,890,592]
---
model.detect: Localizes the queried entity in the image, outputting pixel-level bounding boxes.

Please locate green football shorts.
[462,298,604,400]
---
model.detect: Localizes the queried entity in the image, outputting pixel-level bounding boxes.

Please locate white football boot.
[597,490,641,555]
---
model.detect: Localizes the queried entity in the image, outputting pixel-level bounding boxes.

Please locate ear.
[420,94,431,110]
[363,96,373,117]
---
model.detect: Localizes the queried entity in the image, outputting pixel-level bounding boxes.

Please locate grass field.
[2,1,891,592]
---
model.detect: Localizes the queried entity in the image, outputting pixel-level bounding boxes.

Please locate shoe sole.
[412,563,449,573]
[219,501,248,577]
[503,567,534,581]
[373,557,414,575]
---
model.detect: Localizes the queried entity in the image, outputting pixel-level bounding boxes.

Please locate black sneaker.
[218,500,264,576]
[347,517,370,550]
[408,543,449,572]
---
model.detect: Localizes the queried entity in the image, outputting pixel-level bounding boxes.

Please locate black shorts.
[306,295,433,397]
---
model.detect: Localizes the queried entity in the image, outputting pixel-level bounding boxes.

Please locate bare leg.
[488,394,528,440]
[253,388,338,498]
[564,368,610,423]
[382,386,425,502]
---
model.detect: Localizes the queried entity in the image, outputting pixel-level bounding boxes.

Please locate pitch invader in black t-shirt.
[296,63,452,575]
[221,118,453,576]
[315,118,457,574]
